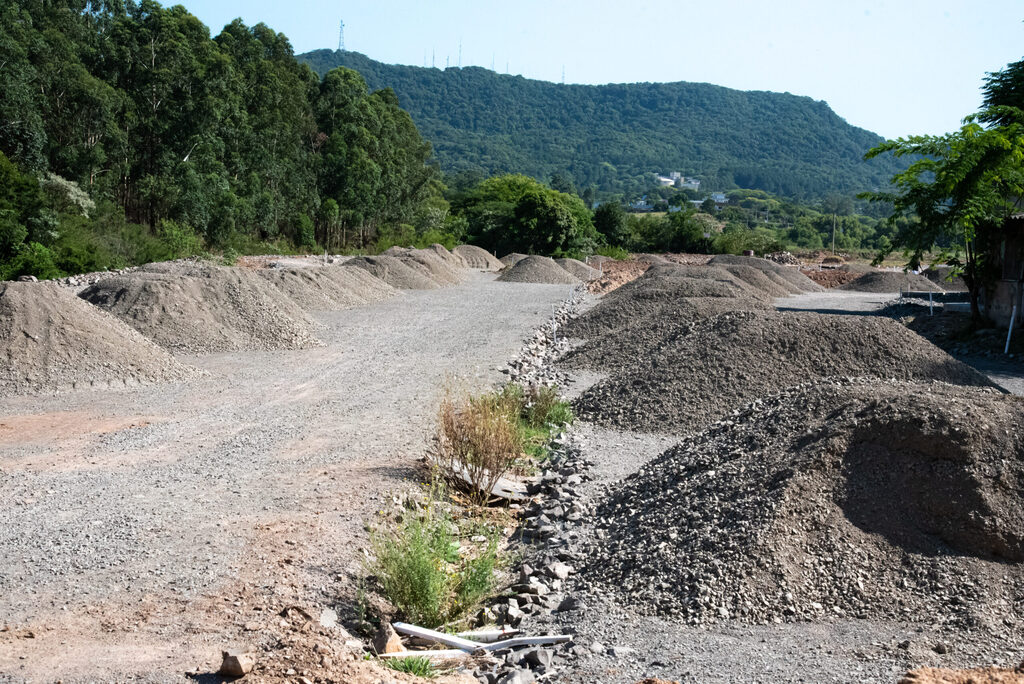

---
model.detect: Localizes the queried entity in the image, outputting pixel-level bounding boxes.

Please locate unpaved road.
[0,273,571,682]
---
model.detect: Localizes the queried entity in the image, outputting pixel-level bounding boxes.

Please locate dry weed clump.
[436,389,523,505]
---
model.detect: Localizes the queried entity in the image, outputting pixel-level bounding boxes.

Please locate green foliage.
[595,244,630,260]
[300,50,904,199]
[0,242,63,281]
[862,110,1024,320]
[451,174,598,257]
[370,502,498,628]
[0,3,442,278]
[593,202,629,246]
[382,656,437,678]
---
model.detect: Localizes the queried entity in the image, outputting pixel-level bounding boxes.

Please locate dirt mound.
[587,259,651,295]
[839,271,944,293]
[427,243,467,268]
[81,267,322,353]
[718,264,794,297]
[709,254,823,292]
[555,257,601,281]
[344,255,441,290]
[574,310,993,435]
[500,253,529,267]
[258,266,397,311]
[801,268,863,288]
[452,244,503,271]
[0,282,201,395]
[839,262,877,274]
[399,249,466,286]
[634,253,672,264]
[496,255,581,284]
[924,265,969,292]
[563,264,771,339]
[579,379,1024,629]
[561,298,769,372]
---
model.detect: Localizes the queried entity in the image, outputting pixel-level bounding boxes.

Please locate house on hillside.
[655,175,675,187]
[987,213,1024,327]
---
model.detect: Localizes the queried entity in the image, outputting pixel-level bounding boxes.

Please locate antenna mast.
[561,65,565,84]
[458,40,462,68]
[337,20,345,51]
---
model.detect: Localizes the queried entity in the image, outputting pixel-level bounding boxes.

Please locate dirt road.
[0,273,571,682]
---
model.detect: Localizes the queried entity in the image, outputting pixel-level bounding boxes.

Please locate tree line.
[0,0,443,279]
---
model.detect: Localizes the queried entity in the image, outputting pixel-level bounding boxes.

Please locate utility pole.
[831,213,837,255]
[337,20,345,51]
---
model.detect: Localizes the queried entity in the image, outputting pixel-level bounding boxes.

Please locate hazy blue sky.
[181,0,1022,140]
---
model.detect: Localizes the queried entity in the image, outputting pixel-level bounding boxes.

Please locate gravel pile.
[258,266,397,311]
[427,243,468,268]
[497,255,582,284]
[344,255,440,289]
[399,249,467,285]
[555,258,602,281]
[453,244,504,271]
[924,266,969,292]
[0,282,201,396]
[500,253,529,267]
[80,266,322,353]
[574,310,993,435]
[839,271,944,293]
[578,379,1024,629]
[709,254,824,293]
[717,264,795,297]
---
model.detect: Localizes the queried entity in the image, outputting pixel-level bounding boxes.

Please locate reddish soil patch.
[801,268,863,288]
[900,664,1024,683]
[588,260,651,294]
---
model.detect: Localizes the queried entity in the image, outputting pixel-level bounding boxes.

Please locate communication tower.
[337,20,345,51]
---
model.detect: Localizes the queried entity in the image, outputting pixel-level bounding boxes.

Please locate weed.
[436,389,523,505]
[370,501,498,628]
[382,655,438,677]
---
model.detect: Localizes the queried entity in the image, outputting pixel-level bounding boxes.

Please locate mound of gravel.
[81,267,322,353]
[839,262,878,274]
[500,253,529,267]
[839,271,944,293]
[399,249,466,286]
[555,258,601,281]
[924,266,969,292]
[344,255,441,290]
[427,243,467,268]
[453,244,504,271]
[0,282,201,396]
[258,266,397,311]
[497,255,581,284]
[709,254,823,293]
[579,379,1024,629]
[574,310,993,435]
[633,253,672,264]
[718,264,794,297]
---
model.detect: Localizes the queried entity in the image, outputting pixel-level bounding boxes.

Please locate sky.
[181,0,1023,140]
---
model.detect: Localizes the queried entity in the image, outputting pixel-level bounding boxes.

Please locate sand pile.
[839,271,944,293]
[80,266,322,353]
[427,243,467,268]
[453,244,504,271]
[574,310,993,435]
[578,379,1024,629]
[258,266,397,311]
[500,253,529,267]
[398,249,466,286]
[344,255,440,290]
[0,282,201,396]
[496,255,581,284]
[709,254,823,293]
[555,257,601,281]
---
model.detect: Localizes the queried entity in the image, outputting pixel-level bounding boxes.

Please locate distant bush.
[595,245,630,260]
[1,242,63,280]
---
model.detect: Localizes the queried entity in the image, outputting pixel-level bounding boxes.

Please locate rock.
[318,607,338,629]
[546,562,572,580]
[933,642,951,654]
[523,648,555,668]
[16,275,37,282]
[557,596,584,612]
[589,641,605,654]
[372,622,405,654]
[218,650,256,677]
[610,646,635,658]
[498,669,536,684]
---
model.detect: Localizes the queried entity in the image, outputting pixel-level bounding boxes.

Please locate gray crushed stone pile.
[80,265,323,353]
[709,253,824,292]
[573,309,996,435]
[839,270,945,293]
[497,255,582,284]
[555,257,601,281]
[577,379,1024,631]
[344,255,441,290]
[453,244,504,271]
[0,282,202,396]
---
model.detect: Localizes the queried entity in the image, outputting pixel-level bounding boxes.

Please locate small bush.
[523,384,574,430]
[1,242,63,280]
[382,655,437,678]
[437,389,523,505]
[595,245,630,260]
[371,502,498,628]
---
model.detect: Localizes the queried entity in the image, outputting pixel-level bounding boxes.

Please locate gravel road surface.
[0,273,570,682]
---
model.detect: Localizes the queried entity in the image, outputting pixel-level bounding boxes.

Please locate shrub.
[436,389,523,505]
[382,655,437,678]
[595,244,630,260]
[371,501,498,628]
[1,241,63,280]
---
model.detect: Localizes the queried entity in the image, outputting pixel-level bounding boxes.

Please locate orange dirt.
[588,260,651,294]
[900,664,1024,683]
[801,268,863,288]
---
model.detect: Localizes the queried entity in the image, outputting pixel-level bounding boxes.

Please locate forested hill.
[300,49,901,198]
